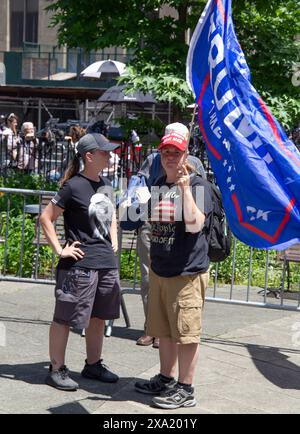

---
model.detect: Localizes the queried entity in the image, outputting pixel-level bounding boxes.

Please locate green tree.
[47,0,300,127]
[233,0,300,128]
[47,1,205,70]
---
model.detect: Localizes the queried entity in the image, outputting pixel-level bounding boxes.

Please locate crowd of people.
[0,114,150,188]
[1,114,40,172]
[0,113,66,179]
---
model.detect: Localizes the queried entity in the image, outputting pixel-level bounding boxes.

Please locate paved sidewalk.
[0,281,300,414]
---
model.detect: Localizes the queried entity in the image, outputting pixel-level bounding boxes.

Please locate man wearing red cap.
[135,132,213,409]
[136,123,206,349]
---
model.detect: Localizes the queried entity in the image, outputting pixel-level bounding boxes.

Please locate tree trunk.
[177,1,189,45]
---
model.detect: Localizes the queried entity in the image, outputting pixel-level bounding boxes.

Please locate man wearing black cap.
[40,133,121,391]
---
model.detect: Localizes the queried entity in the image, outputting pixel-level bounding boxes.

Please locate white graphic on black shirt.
[88,193,114,240]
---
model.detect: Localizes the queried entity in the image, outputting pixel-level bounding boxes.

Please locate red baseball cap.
[158,133,188,152]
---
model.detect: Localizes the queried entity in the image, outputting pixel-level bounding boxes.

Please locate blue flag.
[186,0,300,250]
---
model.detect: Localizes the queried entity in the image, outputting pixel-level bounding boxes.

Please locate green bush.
[120,239,299,291]
[0,173,59,278]
[0,172,58,191]
[211,239,299,290]
[0,211,58,278]
[37,245,57,278]
[0,213,35,277]
[120,250,141,282]
[0,173,58,216]
[0,174,298,290]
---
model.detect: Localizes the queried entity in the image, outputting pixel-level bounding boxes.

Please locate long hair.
[70,125,85,143]
[60,154,81,186]
[185,161,196,174]
[6,113,18,135]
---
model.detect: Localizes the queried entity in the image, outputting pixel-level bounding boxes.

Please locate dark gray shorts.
[53,267,121,329]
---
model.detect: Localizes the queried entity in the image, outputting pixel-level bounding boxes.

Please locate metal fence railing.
[0,132,158,185]
[0,187,57,284]
[206,238,300,312]
[20,45,135,81]
[0,137,69,181]
[0,187,299,312]
[0,120,298,185]
[0,121,299,311]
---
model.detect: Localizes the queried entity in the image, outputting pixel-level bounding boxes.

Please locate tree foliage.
[233,0,300,128]
[47,0,300,127]
[47,0,204,70]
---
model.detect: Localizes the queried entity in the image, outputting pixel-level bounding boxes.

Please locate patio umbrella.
[98,85,156,104]
[80,59,126,79]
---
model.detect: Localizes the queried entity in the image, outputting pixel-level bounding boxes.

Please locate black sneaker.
[135,374,177,395]
[45,365,79,391]
[152,385,197,409]
[81,359,119,383]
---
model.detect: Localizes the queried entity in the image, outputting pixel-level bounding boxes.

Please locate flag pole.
[187,103,197,147]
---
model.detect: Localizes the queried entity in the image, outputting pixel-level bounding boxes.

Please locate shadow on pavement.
[107,325,143,342]
[0,360,154,413]
[48,401,90,414]
[0,316,51,326]
[0,316,143,341]
[203,337,300,390]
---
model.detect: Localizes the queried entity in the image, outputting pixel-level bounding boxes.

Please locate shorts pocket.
[177,299,202,336]
[56,269,91,303]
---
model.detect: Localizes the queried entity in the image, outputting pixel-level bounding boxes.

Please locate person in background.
[64,125,86,171]
[135,123,206,350]
[40,133,121,391]
[2,113,21,168]
[102,151,120,189]
[65,125,86,154]
[18,121,39,172]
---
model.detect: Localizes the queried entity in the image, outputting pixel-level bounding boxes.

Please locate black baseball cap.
[77,133,119,156]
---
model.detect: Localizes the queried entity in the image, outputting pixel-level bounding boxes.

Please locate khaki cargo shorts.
[146,268,209,344]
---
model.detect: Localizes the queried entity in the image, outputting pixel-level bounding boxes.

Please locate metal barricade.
[206,238,300,312]
[118,232,300,313]
[0,187,57,284]
[0,135,72,181]
[0,187,299,313]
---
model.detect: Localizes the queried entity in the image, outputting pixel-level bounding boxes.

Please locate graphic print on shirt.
[88,192,114,240]
[150,186,181,250]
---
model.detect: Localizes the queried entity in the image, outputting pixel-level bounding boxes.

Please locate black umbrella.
[98,85,156,104]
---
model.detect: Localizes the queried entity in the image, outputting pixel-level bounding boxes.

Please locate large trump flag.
[187,0,300,250]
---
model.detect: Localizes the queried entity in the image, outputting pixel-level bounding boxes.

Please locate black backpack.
[206,182,232,262]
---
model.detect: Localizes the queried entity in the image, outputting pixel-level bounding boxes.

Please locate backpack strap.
[148,153,162,187]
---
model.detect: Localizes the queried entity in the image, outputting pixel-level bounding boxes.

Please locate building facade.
[0,1,171,128]
[0,0,58,52]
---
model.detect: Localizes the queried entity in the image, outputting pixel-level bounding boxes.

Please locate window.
[10,0,24,49]
[25,0,39,44]
[10,0,39,49]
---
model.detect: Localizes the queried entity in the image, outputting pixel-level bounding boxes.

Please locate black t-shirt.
[52,173,117,270]
[150,174,213,277]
